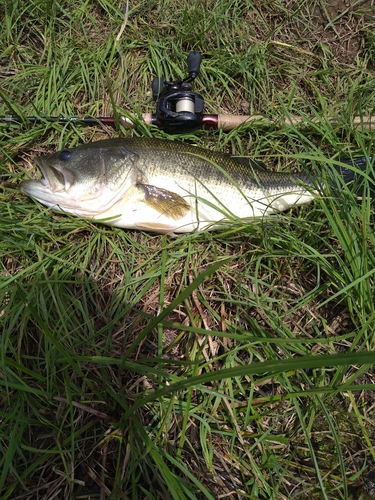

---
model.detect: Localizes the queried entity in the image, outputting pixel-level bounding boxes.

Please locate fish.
[19,138,373,234]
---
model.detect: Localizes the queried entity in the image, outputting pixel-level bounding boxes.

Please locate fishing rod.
[2,112,375,132]
[1,51,375,133]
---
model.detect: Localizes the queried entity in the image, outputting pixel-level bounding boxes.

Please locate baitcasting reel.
[151,52,204,132]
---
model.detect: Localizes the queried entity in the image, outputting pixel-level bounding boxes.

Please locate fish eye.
[58,150,71,162]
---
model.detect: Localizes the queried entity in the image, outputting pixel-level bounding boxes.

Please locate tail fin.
[332,156,375,198]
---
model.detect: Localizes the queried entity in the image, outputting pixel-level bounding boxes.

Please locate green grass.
[1,0,375,498]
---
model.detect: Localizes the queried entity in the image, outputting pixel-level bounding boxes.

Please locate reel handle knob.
[187,52,201,79]
[152,77,165,100]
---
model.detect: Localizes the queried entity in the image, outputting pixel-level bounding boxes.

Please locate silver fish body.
[20,138,316,233]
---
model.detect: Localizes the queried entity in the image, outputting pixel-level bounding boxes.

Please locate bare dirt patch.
[311,0,374,64]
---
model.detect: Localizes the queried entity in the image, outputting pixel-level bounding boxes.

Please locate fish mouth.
[20,157,68,193]
[20,157,78,211]
[35,157,74,192]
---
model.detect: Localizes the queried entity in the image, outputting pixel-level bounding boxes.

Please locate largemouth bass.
[19,138,370,233]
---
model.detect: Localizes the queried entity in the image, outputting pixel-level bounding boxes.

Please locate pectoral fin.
[138,184,190,220]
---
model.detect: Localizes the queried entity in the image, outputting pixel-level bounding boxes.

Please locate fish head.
[20,140,139,217]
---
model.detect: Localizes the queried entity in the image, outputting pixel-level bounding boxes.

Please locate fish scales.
[128,138,310,196]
